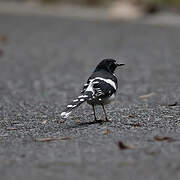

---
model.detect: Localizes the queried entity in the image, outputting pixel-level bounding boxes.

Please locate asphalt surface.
[0,14,180,180]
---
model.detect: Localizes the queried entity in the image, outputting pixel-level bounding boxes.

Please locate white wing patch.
[85,77,116,98]
[89,77,117,90]
[85,81,95,93]
[67,104,77,108]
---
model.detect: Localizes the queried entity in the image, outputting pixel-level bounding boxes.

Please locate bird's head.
[94,58,125,73]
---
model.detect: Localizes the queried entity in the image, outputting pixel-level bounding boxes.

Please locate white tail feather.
[60,91,93,119]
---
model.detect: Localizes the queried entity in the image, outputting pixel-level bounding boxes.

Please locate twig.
[118,141,135,150]
[168,102,178,107]
[139,92,155,99]
[35,137,71,142]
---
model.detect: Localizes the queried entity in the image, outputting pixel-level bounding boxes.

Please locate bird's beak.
[116,63,125,67]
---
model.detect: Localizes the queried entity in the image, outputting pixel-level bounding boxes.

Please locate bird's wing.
[92,78,116,98]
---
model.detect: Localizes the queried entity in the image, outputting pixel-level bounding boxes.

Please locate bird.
[60,58,125,122]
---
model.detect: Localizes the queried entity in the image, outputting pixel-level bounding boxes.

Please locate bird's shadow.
[65,119,109,129]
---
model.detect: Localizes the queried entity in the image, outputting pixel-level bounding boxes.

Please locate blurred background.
[0,0,180,22]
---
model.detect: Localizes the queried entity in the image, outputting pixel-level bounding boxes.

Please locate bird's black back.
[88,70,118,88]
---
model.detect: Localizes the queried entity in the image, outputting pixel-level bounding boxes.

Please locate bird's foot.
[93,118,111,124]
[104,118,112,123]
[93,119,103,124]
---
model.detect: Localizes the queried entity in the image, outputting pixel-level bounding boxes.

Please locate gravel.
[0,14,180,180]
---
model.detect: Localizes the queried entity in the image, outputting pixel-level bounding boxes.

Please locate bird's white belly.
[103,93,116,104]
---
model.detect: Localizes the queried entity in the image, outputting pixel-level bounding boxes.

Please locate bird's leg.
[101,104,110,122]
[92,104,97,122]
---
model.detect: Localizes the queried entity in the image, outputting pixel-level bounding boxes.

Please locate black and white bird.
[61,58,125,122]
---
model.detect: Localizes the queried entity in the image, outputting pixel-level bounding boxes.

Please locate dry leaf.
[168,102,178,106]
[7,127,18,130]
[76,120,81,124]
[0,35,8,44]
[118,141,135,150]
[35,137,71,142]
[139,92,155,99]
[135,123,141,127]
[42,120,47,124]
[104,129,109,135]
[154,136,175,142]
[128,114,136,118]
